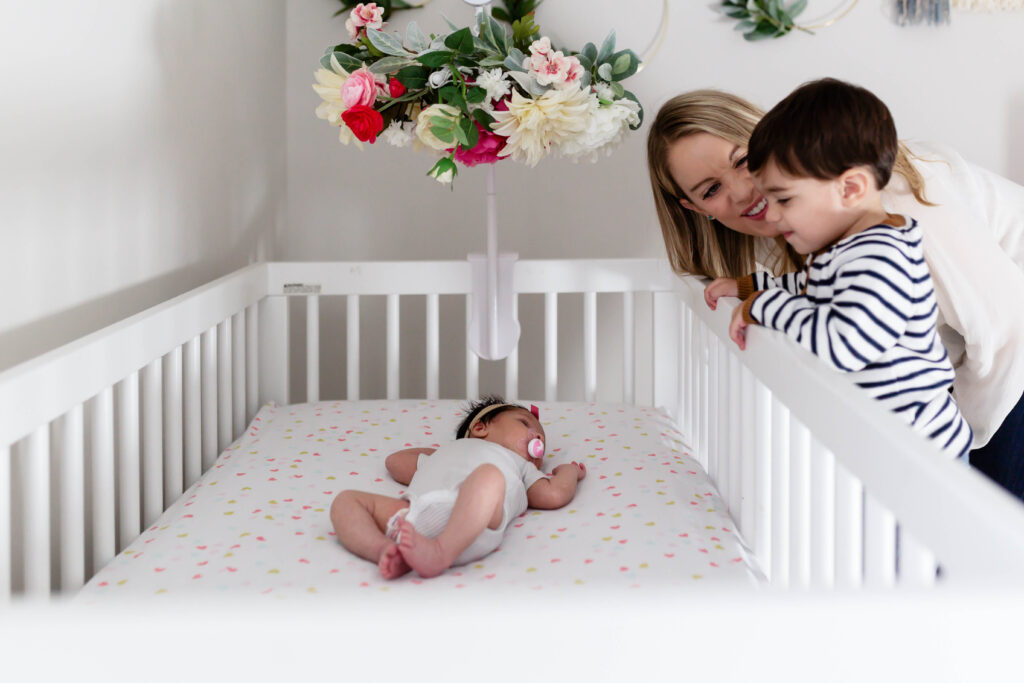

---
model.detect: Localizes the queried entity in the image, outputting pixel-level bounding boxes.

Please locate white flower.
[559,98,641,163]
[415,103,461,151]
[381,120,416,147]
[428,66,453,89]
[475,68,511,103]
[312,54,362,149]
[593,82,616,102]
[490,87,595,167]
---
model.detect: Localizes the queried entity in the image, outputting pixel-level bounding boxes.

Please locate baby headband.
[466,403,541,434]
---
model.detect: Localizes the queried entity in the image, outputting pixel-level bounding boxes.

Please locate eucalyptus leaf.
[329,51,364,73]
[581,42,597,64]
[508,70,547,97]
[405,21,429,53]
[367,29,412,57]
[621,89,644,129]
[788,0,808,18]
[612,52,631,75]
[489,15,509,55]
[596,29,616,64]
[503,54,528,73]
[597,62,613,81]
[369,56,412,75]
[610,80,625,98]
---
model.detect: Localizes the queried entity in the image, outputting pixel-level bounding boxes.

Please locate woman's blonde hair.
[646,89,930,279]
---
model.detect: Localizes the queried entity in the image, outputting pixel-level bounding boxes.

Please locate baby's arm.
[526,462,587,510]
[384,447,435,486]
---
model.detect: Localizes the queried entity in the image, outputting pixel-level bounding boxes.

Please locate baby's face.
[473,408,546,468]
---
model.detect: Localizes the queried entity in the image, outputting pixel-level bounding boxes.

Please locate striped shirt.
[738,217,973,459]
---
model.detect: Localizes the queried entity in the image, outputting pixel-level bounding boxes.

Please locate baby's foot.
[396,518,453,578]
[377,542,411,580]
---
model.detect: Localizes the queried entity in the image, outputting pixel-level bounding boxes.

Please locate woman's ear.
[839,168,871,206]
[677,195,700,213]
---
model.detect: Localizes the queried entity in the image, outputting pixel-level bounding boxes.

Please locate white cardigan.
[881,141,1024,447]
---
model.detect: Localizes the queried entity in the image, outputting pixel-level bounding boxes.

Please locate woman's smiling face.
[666,132,782,239]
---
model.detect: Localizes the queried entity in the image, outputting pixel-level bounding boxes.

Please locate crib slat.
[246,304,259,422]
[810,440,836,588]
[544,292,557,402]
[622,292,634,405]
[677,300,688,439]
[347,295,360,400]
[505,294,518,400]
[387,294,399,400]
[116,373,141,552]
[426,294,440,400]
[306,296,320,403]
[200,327,218,473]
[770,398,790,586]
[232,311,246,435]
[697,324,709,470]
[142,360,164,526]
[706,337,719,485]
[752,377,772,577]
[183,336,202,488]
[864,491,897,587]
[217,319,232,452]
[90,387,116,578]
[583,291,597,402]
[163,347,184,506]
[727,352,741,521]
[789,416,811,588]
[899,527,937,587]
[835,464,864,588]
[717,346,732,507]
[465,296,479,398]
[0,445,9,603]
[23,425,51,598]
[56,405,85,592]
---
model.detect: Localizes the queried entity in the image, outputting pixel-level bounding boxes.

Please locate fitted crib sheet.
[79,400,761,599]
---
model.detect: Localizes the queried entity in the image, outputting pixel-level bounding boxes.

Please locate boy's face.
[471,408,546,468]
[753,160,851,254]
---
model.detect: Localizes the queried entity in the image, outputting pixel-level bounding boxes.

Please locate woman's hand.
[729,305,748,350]
[704,277,739,310]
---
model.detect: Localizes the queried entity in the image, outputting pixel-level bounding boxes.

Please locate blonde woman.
[646,88,1024,499]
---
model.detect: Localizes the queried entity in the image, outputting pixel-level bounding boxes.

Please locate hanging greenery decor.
[717,0,860,40]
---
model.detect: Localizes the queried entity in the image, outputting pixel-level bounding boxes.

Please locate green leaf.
[621,89,644,129]
[395,65,429,89]
[430,115,454,129]
[416,50,453,67]
[596,30,616,64]
[612,52,631,75]
[788,0,808,18]
[444,27,475,54]
[581,42,598,65]
[466,86,487,104]
[472,109,495,126]
[463,118,480,150]
[325,51,364,73]
[489,15,509,55]
[503,54,527,73]
[366,29,412,57]
[491,8,511,23]
[453,118,470,148]
[597,63,613,81]
[610,81,625,98]
[431,125,455,144]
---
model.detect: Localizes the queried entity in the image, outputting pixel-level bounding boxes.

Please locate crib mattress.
[79,400,760,599]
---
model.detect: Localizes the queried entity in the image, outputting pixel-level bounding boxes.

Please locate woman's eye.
[702,182,720,200]
[735,155,748,168]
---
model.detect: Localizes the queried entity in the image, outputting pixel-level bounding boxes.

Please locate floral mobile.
[313,1,645,186]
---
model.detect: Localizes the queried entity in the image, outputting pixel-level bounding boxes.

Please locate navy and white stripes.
[744,218,972,459]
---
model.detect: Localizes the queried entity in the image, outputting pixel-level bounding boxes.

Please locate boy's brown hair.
[746,78,898,189]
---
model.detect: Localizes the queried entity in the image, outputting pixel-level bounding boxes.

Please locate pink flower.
[340,68,380,108]
[525,37,584,90]
[345,3,385,41]
[453,122,506,167]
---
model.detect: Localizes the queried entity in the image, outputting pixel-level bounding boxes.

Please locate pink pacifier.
[528,437,545,460]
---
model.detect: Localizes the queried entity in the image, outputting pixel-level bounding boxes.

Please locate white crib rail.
[2,258,1024,601]
[673,275,1024,586]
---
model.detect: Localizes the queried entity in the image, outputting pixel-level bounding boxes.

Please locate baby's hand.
[729,305,748,350]
[554,461,586,481]
[704,277,739,310]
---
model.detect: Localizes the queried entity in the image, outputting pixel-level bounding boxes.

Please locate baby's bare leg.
[329,490,411,579]
[398,464,505,578]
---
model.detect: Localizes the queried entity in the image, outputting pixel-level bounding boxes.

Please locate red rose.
[388,77,406,98]
[341,105,384,144]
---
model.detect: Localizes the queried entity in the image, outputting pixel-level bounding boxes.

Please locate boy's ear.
[839,167,872,206]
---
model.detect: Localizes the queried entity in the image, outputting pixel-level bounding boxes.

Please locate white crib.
[2,258,1024,603]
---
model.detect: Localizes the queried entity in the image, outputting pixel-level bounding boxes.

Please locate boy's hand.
[704,277,739,310]
[729,305,748,350]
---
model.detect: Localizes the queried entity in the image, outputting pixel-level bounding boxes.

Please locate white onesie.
[395,438,546,566]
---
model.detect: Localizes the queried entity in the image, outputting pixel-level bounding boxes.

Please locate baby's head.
[455,396,547,468]
[746,78,898,253]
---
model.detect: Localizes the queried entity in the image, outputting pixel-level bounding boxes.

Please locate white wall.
[0,0,287,372]
[284,0,1024,401]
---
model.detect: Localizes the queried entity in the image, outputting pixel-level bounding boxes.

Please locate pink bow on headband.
[530,404,539,419]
